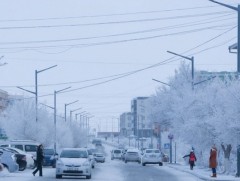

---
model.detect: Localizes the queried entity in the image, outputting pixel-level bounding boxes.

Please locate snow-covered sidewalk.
[167,163,240,181]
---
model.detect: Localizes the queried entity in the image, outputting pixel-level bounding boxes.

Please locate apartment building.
[120,112,133,136]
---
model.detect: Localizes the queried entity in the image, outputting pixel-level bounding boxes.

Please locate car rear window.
[44,149,54,155]
[60,150,88,158]
[25,145,37,152]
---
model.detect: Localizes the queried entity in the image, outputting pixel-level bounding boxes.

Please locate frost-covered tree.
[149,62,240,173]
[0,97,88,150]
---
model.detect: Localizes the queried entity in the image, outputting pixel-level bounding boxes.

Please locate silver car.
[141,149,163,166]
[93,153,105,163]
[0,148,19,172]
[56,148,92,179]
[124,149,140,163]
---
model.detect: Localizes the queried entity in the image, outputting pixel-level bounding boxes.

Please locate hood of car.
[60,158,88,165]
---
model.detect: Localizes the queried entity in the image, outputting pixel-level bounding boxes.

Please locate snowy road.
[0,144,202,181]
[0,160,202,181]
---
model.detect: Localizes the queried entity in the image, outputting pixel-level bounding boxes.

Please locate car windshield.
[44,149,54,155]
[60,150,88,158]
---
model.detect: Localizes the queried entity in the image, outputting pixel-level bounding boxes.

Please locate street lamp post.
[78,111,87,128]
[36,65,57,122]
[64,100,78,122]
[86,115,94,146]
[70,108,82,123]
[17,65,57,122]
[167,51,194,90]
[54,86,71,153]
[209,0,240,73]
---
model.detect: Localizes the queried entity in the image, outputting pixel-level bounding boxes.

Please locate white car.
[56,148,92,179]
[111,149,122,160]
[86,148,95,169]
[141,149,163,166]
[3,147,35,169]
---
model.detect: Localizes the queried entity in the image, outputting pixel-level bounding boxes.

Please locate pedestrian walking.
[183,150,197,170]
[32,144,44,177]
[209,144,217,177]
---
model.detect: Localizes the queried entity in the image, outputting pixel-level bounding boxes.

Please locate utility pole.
[167,51,194,90]
[17,65,57,122]
[209,1,240,176]
[70,108,82,123]
[54,86,71,153]
[209,0,240,73]
[64,100,78,122]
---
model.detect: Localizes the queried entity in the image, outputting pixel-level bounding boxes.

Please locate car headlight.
[83,161,90,166]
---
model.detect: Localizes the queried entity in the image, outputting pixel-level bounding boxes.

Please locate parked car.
[111,149,122,160]
[0,148,19,172]
[124,149,140,163]
[55,148,92,179]
[93,153,105,163]
[86,148,95,168]
[3,147,35,169]
[0,140,39,156]
[43,148,57,168]
[3,148,27,171]
[141,149,163,166]
[162,153,169,162]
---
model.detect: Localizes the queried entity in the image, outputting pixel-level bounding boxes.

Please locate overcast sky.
[0,0,239,131]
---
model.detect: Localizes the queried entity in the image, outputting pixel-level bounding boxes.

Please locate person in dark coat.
[183,150,197,170]
[32,144,44,176]
[209,145,217,177]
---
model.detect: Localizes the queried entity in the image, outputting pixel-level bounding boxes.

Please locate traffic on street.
[0,142,199,181]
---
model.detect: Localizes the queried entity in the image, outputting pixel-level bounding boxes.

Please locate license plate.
[67,167,78,171]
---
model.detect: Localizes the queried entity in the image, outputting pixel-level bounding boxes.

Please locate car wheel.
[56,174,62,179]
[86,174,92,179]
[159,162,163,166]
[142,163,146,166]
[92,165,95,169]
[19,166,26,171]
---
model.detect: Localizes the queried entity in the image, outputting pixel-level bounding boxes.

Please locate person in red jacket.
[209,145,217,177]
[183,150,197,170]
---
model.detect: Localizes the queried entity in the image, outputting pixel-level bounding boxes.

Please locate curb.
[167,164,238,181]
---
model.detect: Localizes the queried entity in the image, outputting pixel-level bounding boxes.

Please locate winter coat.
[209,148,217,168]
[36,145,44,163]
[183,152,197,163]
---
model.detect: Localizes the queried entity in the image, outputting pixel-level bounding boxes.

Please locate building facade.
[131,97,152,138]
[120,112,133,136]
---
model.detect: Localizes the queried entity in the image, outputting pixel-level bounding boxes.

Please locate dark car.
[43,148,57,168]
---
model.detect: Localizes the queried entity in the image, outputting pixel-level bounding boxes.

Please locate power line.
[0,5,226,23]
[0,11,232,30]
[0,13,235,45]
[0,24,235,52]
[7,26,235,101]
